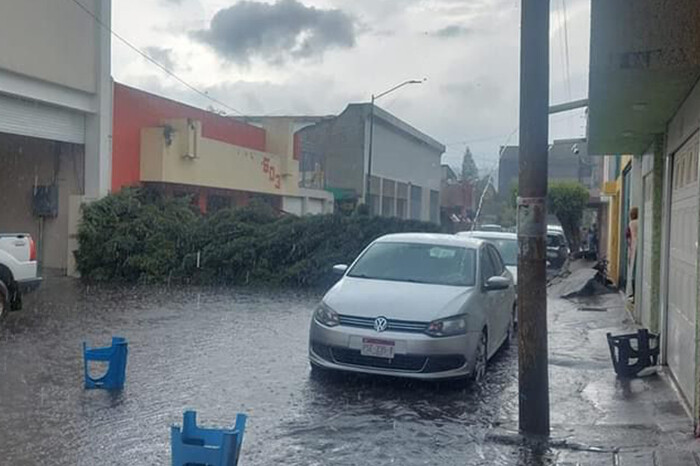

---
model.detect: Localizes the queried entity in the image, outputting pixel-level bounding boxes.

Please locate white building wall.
[306,198,325,215]
[283,188,334,216]
[282,197,304,216]
[0,0,112,274]
[369,120,442,222]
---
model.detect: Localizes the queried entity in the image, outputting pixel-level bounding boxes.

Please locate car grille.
[330,347,427,371]
[313,343,466,374]
[338,315,428,333]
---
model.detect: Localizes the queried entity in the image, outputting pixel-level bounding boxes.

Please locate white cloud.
[112,0,591,174]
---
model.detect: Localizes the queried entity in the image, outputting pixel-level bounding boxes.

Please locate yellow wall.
[140,118,301,197]
[607,182,620,286]
[603,155,633,286]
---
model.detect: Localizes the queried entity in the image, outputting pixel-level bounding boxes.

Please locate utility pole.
[517,0,550,437]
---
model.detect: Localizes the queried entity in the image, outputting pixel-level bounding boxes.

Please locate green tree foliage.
[75,188,200,282]
[548,182,590,250]
[461,147,479,181]
[498,181,589,241]
[75,188,442,288]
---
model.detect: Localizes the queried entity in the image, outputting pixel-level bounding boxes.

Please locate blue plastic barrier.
[83,336,128,390]
[171,410,247,466]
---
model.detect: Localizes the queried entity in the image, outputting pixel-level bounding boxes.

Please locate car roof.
[457,231,517,240]
[375,232,483,248]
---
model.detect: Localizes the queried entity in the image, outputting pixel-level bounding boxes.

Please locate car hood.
[505,266,517,286]
[323,277,475,321]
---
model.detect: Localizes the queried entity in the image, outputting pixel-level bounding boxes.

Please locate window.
[348,242,476,286]
[547,233,564,248]
[430,190,439,223]
[480,247,497,283]
[370,194,380,215]
[473,236,517,266]
[397,198,407,219]
[487,245,505,275]
[410,185,422,220]
[382,195,395,217]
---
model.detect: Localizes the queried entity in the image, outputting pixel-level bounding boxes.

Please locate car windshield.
[474,237,517,266]
[547,234,564,248]
[347,242,476,286]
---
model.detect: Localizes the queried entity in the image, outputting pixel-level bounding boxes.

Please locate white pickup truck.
[0,233,42,321]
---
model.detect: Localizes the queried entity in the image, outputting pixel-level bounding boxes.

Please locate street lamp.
[366,79,426,213]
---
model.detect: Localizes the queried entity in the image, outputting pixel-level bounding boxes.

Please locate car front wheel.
[472,331,488,382]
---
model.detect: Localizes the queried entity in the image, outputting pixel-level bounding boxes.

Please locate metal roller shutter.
[667,133,699,405]
[0,93,85,144]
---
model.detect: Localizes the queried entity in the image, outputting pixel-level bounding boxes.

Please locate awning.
[588,0,700,155]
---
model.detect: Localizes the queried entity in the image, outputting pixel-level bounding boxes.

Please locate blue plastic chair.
[83,336,128,390]
[171,410,247,466]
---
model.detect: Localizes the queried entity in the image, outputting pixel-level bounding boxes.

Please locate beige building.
[113,84,332,217]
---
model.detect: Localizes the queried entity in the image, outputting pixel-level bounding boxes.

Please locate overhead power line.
[67,0,244,116]
[561,0,573,101]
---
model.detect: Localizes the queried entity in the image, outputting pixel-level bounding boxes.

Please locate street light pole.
[366,93,376,213]
[365,79,425,212]
[517,0,550,436]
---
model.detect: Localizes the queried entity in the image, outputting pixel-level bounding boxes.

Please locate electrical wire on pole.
[67,0,244,116]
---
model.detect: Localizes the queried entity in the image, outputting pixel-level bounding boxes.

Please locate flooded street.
[0,278,523,466]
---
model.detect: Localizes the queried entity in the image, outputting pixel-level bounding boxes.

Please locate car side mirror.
[484,276,510,291]
[332,264,349,276]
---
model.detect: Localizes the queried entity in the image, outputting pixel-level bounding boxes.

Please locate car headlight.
[425,315,468,337]
[314,303,340,327]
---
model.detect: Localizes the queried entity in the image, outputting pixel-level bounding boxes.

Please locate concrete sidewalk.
[515,291,700,465]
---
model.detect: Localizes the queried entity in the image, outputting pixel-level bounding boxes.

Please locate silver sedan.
[308,233,516,382]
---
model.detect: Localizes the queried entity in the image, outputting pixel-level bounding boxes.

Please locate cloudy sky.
[112,0,591,175]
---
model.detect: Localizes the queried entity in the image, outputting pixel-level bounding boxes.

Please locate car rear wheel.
[0,279,9,322]
[472,331,487,382]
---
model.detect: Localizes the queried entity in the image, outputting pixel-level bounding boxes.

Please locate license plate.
[361,338,395,359]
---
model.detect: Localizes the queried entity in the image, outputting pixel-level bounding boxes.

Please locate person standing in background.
[626,207,639,301]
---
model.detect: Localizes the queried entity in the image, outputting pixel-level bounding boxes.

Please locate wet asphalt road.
[0,278,525,466]
[4,277,695,465]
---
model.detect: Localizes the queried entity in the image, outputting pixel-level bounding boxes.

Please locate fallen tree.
[75,188,442,288]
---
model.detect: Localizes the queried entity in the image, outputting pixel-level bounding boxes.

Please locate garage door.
[667,133,699,405]
[640,173,653,327]
[0,93,85,144]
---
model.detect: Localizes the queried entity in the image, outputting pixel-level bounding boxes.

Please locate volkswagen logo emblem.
[373,316,388,332]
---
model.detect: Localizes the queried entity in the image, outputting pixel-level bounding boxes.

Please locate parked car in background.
[476,224,504,232]
[456,231,518,322]
[456,231,517,288]
[0,233,41,321]
[309,233,515,382]
[546,227,569,268]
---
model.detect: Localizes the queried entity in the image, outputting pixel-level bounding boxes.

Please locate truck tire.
[0,279,9,322]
